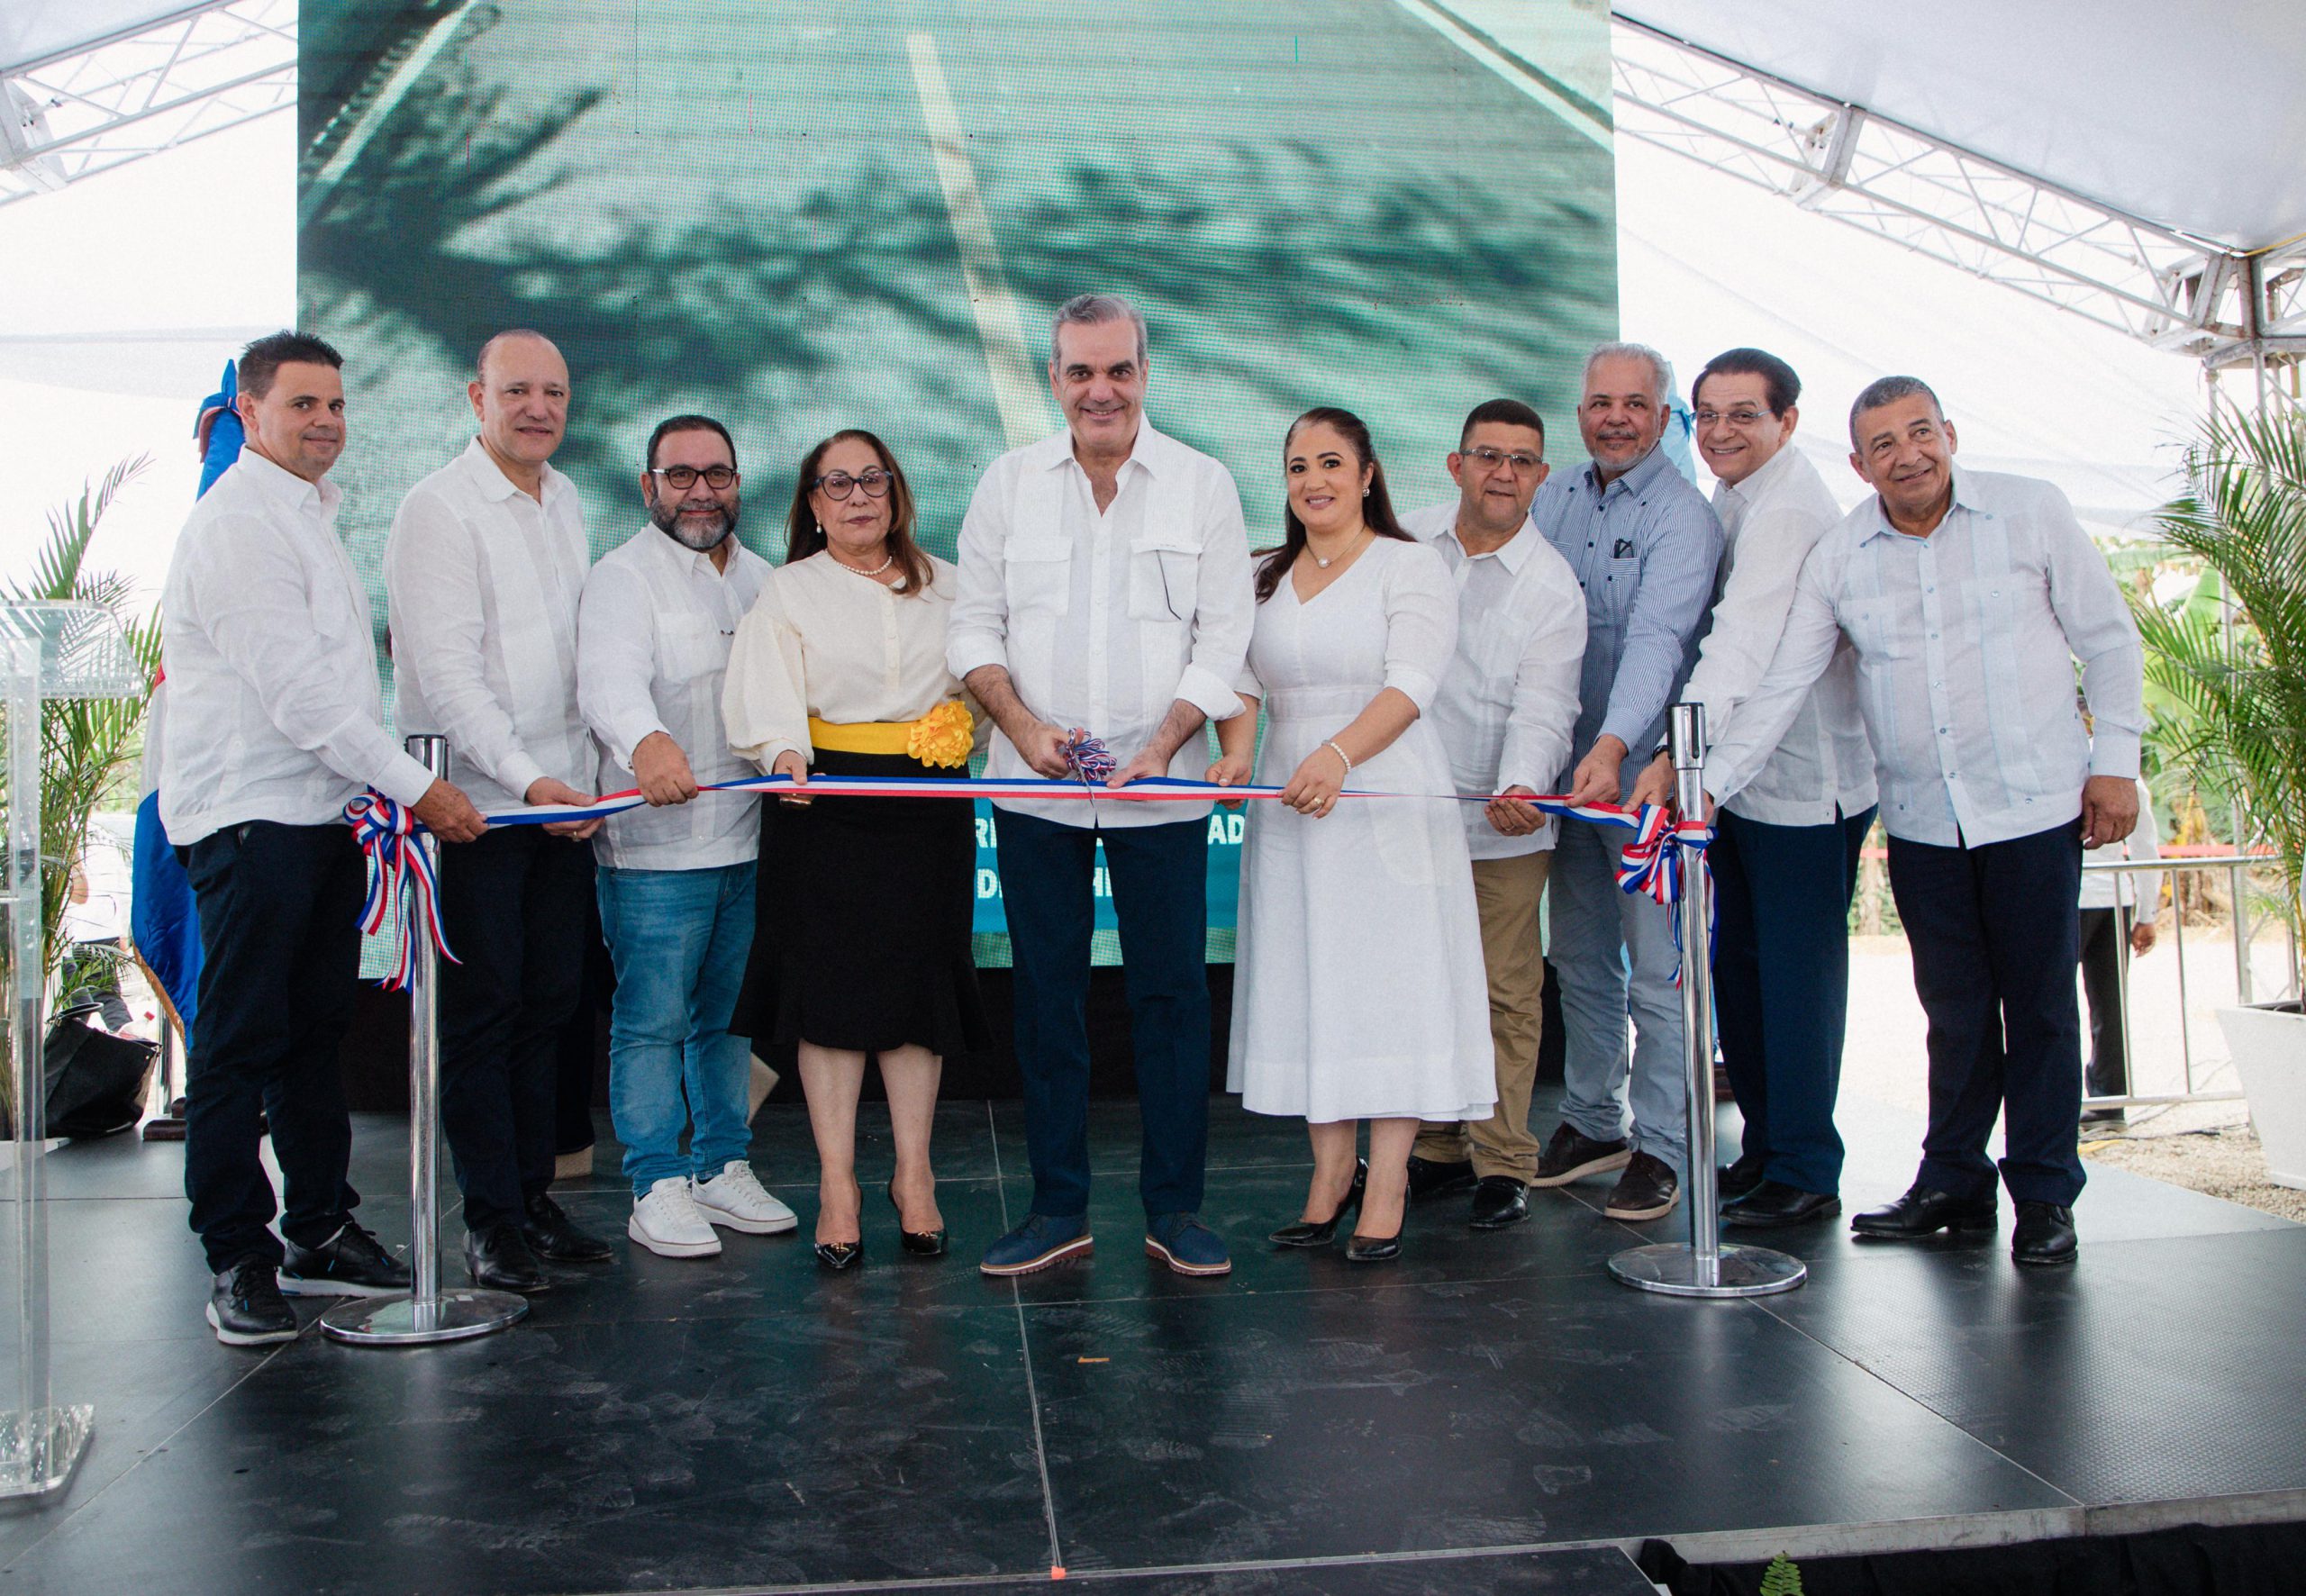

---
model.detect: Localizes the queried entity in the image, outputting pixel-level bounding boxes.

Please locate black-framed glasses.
[649,464,738,490]
[1461,446,1542,473]
[813,467,893,501]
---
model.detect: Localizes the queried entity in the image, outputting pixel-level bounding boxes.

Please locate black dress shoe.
[523,1193,613,1263]
[207,1256,297,1346]
[814,1239,863,1271]
[466,1221,549,1292]
[886,1180,948,1257]
[1721,1180,1841,1229]
[280,1220,411,1297]
[1271,1160,1366,1247]
[2011,1201,2078,1265]
[1850,1182,1998,1238]
[1343,1230,1401,1263]
[1717,1151,1768,1202]
[1404,1155,1476,1199]
[1468,1175,1529,1229]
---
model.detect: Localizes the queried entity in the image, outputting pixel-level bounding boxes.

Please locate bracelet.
[1323,739,1354,776]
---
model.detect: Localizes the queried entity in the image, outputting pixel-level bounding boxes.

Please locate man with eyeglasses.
[1394,400,1585,1229]
[1528,342,1724,1225]
[384,328,613,1294]
[1630,348,1876,1230]
[575,414,794,1257]
[949,292,1256,1278]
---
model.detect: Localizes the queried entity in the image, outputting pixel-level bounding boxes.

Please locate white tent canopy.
[1617,0,2306,250]
[0,1,209,73]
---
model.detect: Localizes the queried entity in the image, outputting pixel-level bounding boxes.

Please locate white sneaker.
[629,1176,722,1257]
[691,1160,798,1235]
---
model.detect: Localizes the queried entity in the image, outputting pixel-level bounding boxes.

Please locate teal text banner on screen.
[299,1,1617,968]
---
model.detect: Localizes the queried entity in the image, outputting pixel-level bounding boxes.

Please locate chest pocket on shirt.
[1004,532,1072,613]
[1128,539,1198,623]
[657,614,726,685]
[1839,595,1907,661]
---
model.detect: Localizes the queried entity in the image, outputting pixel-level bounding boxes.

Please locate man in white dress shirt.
[161,331,487,1344]
[949,293,1255,1278]
[383,329,611,1293]
[1394,399,1585,1229]
[576,413,796,1257]
[1630,349,1876,1230]
[1703,376,2145,1266]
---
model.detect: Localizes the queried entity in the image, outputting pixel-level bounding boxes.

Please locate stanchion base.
[319,1289,528,1347]
[1607,1242,1808,1298]
[0,1403,95,1500]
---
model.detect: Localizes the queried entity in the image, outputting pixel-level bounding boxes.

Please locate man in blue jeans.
[949,294,1255,1277]
[576,413,793,1257]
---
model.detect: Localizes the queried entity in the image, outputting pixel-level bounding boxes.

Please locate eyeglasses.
[1693,408,1772,429]
[649,465,738,490]
[1461,446,1543,473]
[813,467,893,501]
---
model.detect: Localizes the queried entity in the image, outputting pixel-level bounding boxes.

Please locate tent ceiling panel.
[1616,0,2306,250]
[0,3,218,75]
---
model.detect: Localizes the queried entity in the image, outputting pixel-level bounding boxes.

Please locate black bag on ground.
[40,991,159,1140]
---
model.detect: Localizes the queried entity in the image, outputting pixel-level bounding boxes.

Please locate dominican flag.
[128,359,243,1039]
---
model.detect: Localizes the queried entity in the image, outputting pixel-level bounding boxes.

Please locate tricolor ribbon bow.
[345,791,458,991]
[1063,731,1118,785]
[1610,808,1714,983]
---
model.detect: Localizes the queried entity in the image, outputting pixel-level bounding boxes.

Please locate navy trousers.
[995,809,1210,1219]
[1885,821,2087,1207]
[179,821,365,1273]
[1712,803,1875,1196]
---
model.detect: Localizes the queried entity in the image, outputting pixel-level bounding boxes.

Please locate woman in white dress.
[1211,408,1493,1262]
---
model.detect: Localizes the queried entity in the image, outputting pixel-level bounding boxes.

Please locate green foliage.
[1758,1552,1804,1596]
[2132,408,2306,929]
[3,457,161,1000]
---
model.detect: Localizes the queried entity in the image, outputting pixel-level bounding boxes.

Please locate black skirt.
[732,746,990,1060]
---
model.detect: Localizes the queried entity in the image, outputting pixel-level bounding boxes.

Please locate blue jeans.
[597,862,757,1197]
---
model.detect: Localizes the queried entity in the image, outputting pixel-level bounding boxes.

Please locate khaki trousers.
[1413,849,1550,1180]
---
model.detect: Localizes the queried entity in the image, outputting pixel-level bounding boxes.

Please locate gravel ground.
[2081,1123,2306,1223]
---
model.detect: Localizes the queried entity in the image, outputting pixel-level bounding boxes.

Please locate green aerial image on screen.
[296,0,1619,967]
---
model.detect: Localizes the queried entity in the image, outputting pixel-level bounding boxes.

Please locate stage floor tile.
[912,1544,1657,1593]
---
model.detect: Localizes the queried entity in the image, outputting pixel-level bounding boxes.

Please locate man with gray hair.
[1702,376,2143,1266]
[1526,341,1723,1223]
[949,292,1255,1277]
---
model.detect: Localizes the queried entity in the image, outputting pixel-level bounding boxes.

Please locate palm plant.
[4,457,161,1013]
[2131,405,2306,949]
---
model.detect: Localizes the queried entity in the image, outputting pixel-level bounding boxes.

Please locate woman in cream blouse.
[722,430,988,1269]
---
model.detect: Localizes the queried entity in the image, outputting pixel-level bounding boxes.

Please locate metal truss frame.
[1611,14,2304,402]
[1,0,295,210]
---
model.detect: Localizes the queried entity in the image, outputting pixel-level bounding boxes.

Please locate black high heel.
[1270,1159,1367,1247]
[887,1179,949,1258]
[814,1239,862,1271]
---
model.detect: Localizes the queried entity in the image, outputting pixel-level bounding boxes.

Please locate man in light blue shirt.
[1527,342,1724,1223]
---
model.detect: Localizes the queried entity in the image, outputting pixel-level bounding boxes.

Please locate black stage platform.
[7,1086,2303,1594]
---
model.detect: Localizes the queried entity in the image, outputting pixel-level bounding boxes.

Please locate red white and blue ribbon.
[345,792,458,991]
[350,775,1713,982]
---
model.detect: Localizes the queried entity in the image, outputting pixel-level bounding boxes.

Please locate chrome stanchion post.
[323,737,527,1347]
[1609,704,1808,1299]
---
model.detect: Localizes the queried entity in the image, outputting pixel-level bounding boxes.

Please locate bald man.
[384,329,612,1292]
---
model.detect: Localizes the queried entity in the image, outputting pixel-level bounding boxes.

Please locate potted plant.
[1,458,158,1136]
[2133,405,2306,1185]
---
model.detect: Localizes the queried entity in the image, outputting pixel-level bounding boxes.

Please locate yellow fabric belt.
[808,700,974,767]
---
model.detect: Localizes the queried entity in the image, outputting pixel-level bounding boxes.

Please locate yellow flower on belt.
[907,700,974,768]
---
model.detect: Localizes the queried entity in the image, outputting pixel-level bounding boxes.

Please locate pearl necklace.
[1310,529,1368,569]
[836,549,895,579]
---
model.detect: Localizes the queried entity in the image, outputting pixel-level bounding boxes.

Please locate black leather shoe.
[2011,1202,2078,1265]
[280,1220,411,1297]
[1718,1151,1768,1202]
[466,1221,549,1292]
[1271,1160,1366,1247]
[1721,1179,1841,1229]
[814,1239,863,1271]
[207,1256,297,1346]
[886,1180,948,1257]
[1530,1122,1632,1188]
[1851,1182,1998,1238]
[1343,1230,1401,1263]
[522,1193,613,1263]
[1469,1175,1529,1230]
[1405,1155,1477,1199]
